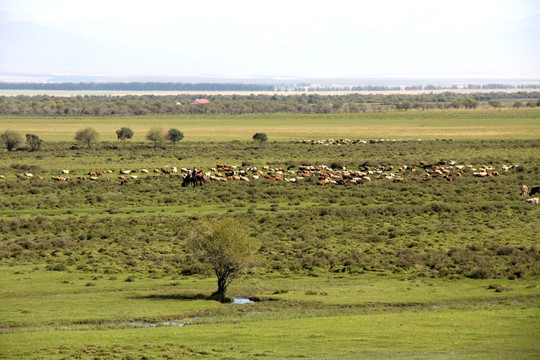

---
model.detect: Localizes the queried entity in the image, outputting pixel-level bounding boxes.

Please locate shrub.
[487,284,509,292]
[26,134,44,151]
[146,127,164,148]
[75,128,99,148]
[0,130,23,151]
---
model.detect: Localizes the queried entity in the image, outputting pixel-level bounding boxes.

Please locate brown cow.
[530,186,540,197]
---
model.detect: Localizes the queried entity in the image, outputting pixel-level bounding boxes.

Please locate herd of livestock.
[1,160,538,203]
[295,138,452,145]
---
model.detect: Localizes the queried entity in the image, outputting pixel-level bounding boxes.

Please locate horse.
[522,184,540,197]
[182,173,206,187]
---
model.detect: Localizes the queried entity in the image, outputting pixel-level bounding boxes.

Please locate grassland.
[0,109,539,359]
[1,109,539,142]
[1,265,538,359]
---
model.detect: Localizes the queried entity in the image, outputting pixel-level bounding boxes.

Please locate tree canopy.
[25,133,43,151]
[116,127,134,146]
[146,127,164,148]
[252,133,268,147]
[0,92,537,116]
[166,128,184,146]
[75,128,99,148]
[0,130,23,151]
[188,217,260,300]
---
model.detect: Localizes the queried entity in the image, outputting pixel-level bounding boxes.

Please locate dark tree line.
[0,92,538,116]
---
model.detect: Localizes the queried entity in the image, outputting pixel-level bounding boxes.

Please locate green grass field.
[1,109,539,359]
[1,265,538,359]
[1,109,539,142]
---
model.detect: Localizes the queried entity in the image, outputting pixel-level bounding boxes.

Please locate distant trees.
[166,128,184,146]
[26,134,43,151]
[188,217,260,300]
[0,130,23,151]
[488,99,502,108]
[116,127,134,146]
[75,128,99,148]
[0,92,539,117]
[146,127,164,148]
[396,101,411,110]
[252,133,268,147]
[513,101,523,108]
[463,98,479,109]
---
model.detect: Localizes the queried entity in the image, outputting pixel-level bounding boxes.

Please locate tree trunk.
[215,276,228,296]
[209,275,231,302]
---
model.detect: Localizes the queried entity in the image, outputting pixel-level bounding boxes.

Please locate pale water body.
[128,298,253,328]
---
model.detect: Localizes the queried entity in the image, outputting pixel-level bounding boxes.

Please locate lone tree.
[166,128,184,146]
[0,130,23,151]
[75,127,99,149]
[188,217,260,301]
[26,133,43,151]
[488,99,502,108]
[116,127,134,147]
[252,132,268,147]
[146,127,164,148]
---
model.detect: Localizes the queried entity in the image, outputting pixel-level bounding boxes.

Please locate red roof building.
[191,99,209,104]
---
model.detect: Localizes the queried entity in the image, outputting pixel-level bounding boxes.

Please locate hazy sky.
[1,0,539,79]
[2,0,536,28]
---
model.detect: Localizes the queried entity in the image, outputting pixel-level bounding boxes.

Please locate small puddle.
[124,321,185,328]
[232,297,254,304]
[162,321,185,327]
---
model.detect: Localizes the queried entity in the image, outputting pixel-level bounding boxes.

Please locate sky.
[1,0,539,80]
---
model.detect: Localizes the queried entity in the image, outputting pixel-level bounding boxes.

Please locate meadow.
[0,109,539,359]
[1,109,539,142]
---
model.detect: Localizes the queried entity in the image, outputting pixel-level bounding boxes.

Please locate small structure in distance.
[191,99,210,104]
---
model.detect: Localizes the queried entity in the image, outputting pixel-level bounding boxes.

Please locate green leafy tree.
[488,99,502,108]
[116,127,134,147]
[146,127,164,148]
[513,101,523,108]
[463,97,479,109]
[188,217,260,300]
[75,127,99,149]
[0,130,23,151]
[25,133,43,151]
[166,128,184,146]
[396,101,411,110]
[252,132,268,147]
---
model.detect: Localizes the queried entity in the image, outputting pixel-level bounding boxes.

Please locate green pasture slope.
[1,109,539,359]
